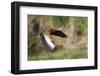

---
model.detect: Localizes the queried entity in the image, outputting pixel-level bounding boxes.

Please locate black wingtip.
[51,30,68,38]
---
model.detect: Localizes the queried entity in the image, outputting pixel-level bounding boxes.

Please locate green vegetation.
[28,48,87,61]
[28,15,88,61]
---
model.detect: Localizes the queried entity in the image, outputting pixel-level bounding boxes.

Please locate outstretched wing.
[51,30,67,38]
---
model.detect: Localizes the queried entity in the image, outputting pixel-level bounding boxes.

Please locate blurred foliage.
[28,15,88,61]
[74,17,88,36]
[28,48,87,60]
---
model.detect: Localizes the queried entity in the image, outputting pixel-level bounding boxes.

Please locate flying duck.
[40,29,67,51]
[32,22,67,51]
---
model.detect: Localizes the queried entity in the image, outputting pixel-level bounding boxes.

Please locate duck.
[32,22,67,51]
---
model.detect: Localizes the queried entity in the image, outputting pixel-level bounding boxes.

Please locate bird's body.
[40,29,67,51]
[42,35,55,50]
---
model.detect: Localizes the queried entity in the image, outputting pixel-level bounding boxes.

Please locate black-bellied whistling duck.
[40,29,67,51]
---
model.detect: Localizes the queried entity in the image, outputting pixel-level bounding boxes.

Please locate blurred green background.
[28,15,88,61]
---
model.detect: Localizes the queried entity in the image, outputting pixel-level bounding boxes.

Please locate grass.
[28,48,88,61]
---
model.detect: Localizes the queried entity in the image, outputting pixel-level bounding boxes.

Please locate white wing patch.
[44,35,55,50]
